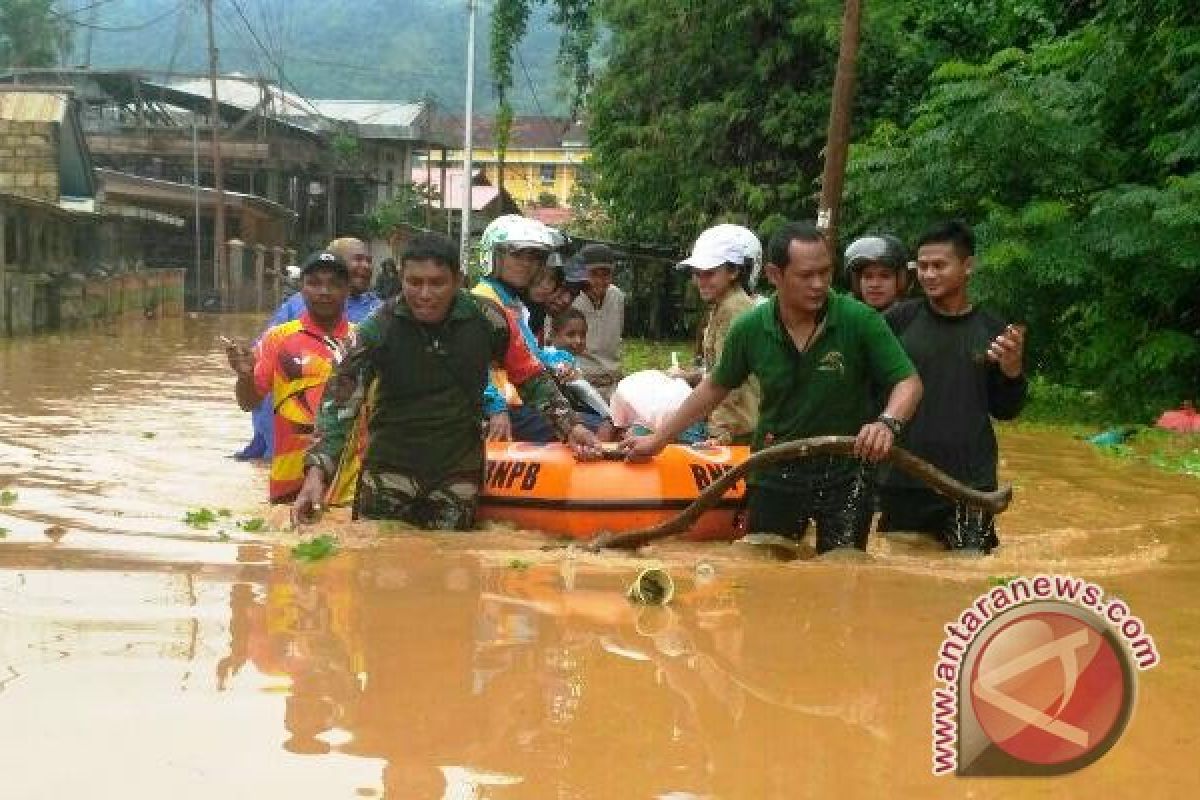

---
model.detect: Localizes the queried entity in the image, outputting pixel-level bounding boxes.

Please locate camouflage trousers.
[353,466,480,530]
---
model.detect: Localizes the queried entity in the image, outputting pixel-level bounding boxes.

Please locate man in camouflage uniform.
[294,232,600,530]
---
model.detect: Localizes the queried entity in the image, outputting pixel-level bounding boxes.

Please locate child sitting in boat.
[543,309,618,442]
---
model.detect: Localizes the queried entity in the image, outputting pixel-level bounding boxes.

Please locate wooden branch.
[589,436,1012,551]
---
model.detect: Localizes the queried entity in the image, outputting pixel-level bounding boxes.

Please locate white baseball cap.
[678,224,763,273]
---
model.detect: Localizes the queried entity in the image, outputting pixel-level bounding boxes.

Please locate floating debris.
[291,534,338,563]
[183,508,218,529]
[627,567,675,605]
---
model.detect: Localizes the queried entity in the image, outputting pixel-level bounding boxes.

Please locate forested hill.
[67,0,568,112]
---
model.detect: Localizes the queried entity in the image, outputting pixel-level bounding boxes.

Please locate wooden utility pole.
[204,0,228,307]
[817,0,864,248]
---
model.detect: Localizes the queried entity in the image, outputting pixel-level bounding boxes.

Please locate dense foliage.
[843,0,1200,416]
[0,0,70,67]
[361,183,441,238]
[492,0,1198,418]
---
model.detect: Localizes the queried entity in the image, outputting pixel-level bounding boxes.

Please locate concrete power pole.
[459,0,477,271]
[817,0,864,248]
[204,0,228,307]
[83,2,99,67]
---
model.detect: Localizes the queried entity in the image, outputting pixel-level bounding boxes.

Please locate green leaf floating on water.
[237,517,266,532]
[292,534,338,563]
[183,508,217,528]
[0,490,17,506]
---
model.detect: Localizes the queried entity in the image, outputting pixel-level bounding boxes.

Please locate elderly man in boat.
[293,232,602,530]
[623,221,923,554]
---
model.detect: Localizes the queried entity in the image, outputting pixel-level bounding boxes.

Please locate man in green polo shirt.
[623,221,923,553]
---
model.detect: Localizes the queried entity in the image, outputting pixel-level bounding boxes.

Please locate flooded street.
[1,316,1198,799]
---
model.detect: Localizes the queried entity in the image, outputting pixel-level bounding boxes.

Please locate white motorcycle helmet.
[477,214,560,276]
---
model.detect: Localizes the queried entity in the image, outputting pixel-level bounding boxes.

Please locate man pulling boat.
[293,232,601,530]
[622,221,924,554]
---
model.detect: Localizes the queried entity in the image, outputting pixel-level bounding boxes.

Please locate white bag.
[609,370,692,431]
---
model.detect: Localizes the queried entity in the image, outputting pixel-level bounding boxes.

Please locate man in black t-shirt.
[879,221,1027,552]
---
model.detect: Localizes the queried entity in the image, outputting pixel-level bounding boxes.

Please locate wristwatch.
[876,413,904,436]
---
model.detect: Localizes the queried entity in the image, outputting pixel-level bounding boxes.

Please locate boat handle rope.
[587,436,1013,551]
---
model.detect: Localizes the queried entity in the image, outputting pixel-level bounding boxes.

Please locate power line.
[223,0,331,123]
[55,0,126,16]
[52,1,184,32]
[517,51,550,120]
[220,4,473,84]
[215,11,271,84]
[255,53,470,81]
[222,0,448,130]
[255,0,284,69]
[163,1,194,81]
[224,0,285,77]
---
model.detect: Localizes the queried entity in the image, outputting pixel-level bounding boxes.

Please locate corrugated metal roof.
[164,77,430,141]
[168,75,319,117]
[309,100,427,140]
[96,168,297,220]
[0,90,68,123]
[311,100,423,128]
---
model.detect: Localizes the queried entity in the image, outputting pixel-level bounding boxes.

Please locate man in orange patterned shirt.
[227,251,352,502]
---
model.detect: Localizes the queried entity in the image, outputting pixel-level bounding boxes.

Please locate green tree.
[490,0,596,116]
[0,0,71,67]
[362,183,441,238]
[491,0,1199,414]
[844,0,1200,415]
[585,0,847,245]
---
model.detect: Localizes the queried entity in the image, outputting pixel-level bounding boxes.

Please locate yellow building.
[434,117,588,213]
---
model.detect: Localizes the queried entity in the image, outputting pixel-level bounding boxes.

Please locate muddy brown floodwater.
[1,315,1198,799]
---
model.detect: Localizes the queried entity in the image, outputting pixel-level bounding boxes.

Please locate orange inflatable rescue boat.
[476,442,749,541]
[325,403,750,540]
